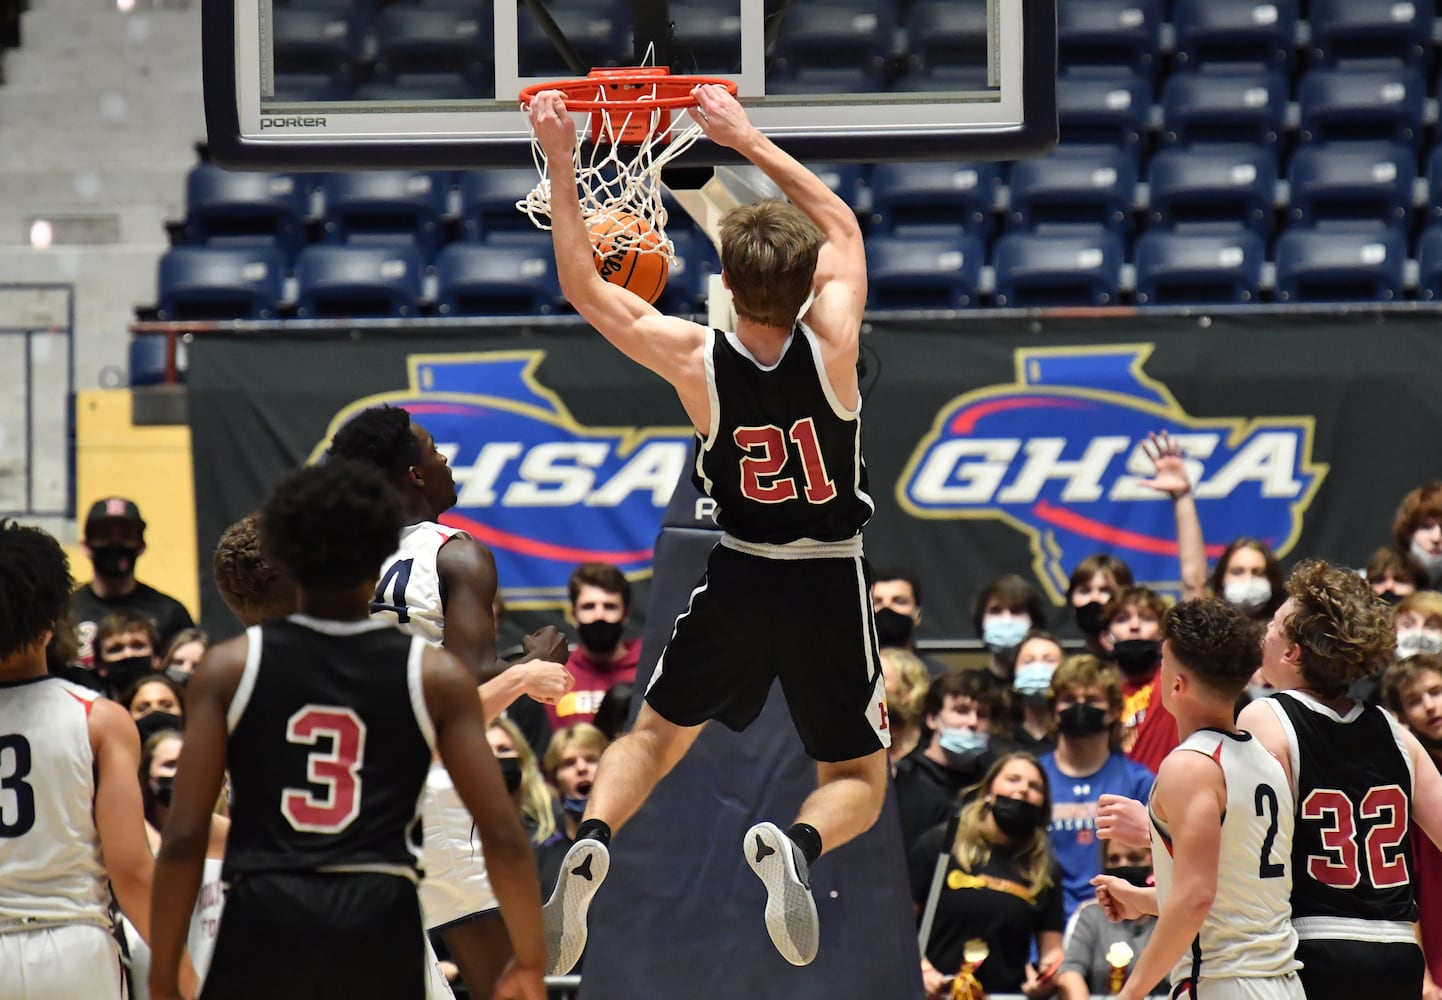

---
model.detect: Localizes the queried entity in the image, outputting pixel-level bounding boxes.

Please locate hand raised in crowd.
[1136,430,1192,499]
[521,624,569,664]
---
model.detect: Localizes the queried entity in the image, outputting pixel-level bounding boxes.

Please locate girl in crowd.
[124,673,186,745]
[972,575,1047,684]
[1394,482,1442,589]
[487,718,560,881]
[879,647,931,768]
[159,628,207,684]
[994,630,1063,759]
[1066,555,1133,658]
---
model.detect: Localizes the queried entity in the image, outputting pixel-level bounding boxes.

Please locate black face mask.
[576,619,624,655]
[1104,865,1153,888]
[103,656,153,691]
[873,607,916,647]
[991,796,1045,838]
[90,543,139,578]
[136,710,184,745]
[1057,702,1110,738]
[1378,589,1404,607]
[497,756,523,794]
[1074,601,1106,636]
[1111,639,1161,679]
[151,774,175,807]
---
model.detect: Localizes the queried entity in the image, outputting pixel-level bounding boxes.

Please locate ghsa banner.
[311,352,692,608]
[896,345,1329,603]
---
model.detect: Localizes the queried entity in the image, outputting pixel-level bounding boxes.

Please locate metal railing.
[0,283,75,517]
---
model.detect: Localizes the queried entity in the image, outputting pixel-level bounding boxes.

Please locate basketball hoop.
[516,68,737,262]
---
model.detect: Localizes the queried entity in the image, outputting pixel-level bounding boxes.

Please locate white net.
[517,78,712,265]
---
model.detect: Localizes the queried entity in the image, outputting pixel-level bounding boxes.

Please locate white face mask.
[1411,539,1442,579]
[1224,577,1272,611]
[1396,629,1442,660]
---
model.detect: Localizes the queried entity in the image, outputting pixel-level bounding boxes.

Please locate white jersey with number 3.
[1150,728,1301,989]
[371,521,467,644]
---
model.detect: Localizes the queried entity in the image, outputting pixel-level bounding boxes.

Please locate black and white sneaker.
[743,821,819,966]
[542,837,610,975]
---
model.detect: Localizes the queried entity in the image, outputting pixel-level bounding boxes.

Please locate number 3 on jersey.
[282,707,366,835]
[735,418,836,504]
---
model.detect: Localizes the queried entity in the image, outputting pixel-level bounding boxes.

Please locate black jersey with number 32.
[692,326,874,545]
[1268,691,1417,927]
[223,617,435,882]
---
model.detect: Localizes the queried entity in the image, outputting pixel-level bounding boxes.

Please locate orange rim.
[519,71,737,112]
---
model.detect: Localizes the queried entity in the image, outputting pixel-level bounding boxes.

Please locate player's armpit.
[91,697,155,941]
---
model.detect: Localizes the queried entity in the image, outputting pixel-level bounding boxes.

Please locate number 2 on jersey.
[735,418,837,504]
[281,707,366,835]
[1254,783,1285,878]
[0,734,36,837]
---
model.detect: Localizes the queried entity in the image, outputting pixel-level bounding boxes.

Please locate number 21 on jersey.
[735,418,836,504]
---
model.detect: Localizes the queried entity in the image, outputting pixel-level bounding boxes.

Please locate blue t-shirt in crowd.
[1040,751,1156,917]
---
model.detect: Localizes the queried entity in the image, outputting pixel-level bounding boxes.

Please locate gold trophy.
[1106,941,1135,994]
[950,939,990,1000]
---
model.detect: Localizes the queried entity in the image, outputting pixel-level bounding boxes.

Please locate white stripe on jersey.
[1150,729,1300,986]
[227,625,264,733]
[407,636,437,754]
[798,326,875,517]
[0,678,111,928]
[646,577,710,697]
[373,522,467,644]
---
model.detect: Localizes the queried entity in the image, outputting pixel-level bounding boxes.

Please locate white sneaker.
[743,822,819,966]
[542,838,610,975]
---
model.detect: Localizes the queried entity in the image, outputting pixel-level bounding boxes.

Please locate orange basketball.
[590,211,669,305]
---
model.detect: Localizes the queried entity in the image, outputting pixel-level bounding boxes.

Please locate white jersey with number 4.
[1150,728,1301,989]
[371,521,467,644]
[0,677,111,929]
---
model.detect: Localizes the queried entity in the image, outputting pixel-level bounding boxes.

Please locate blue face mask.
[562,795,588,821]
[982,617,1029,654]
[938,726,988,770]
[1013,662,1057,696]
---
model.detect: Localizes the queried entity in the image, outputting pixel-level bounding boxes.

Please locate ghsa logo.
[897,345,1329,603]
[313,352,692,608]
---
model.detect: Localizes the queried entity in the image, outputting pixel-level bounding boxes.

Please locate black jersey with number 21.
[692,326,874,545]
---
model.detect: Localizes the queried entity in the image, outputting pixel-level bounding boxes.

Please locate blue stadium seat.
[809,164,869,214]
[1286,144,1415,229]
[183,162,307,263]
[1430,146,1442,225]
[1418,227,1442,302]
[1134,231,1265,305]
[155,246,286,321]
[1056,0,1162,78]
[320,171,450,261]
[865,235,984,309]
[128,336,173,387]
[1056,73,1151,148]
[433,242,559,316]
[1273,227,1407,303]
[1007,148,1136,232]
[904,0,991,84]
[671,0,743,75]
[294,244,425,318]
[869,162,1002,238]
[1172,0,1296,73]
[1308,0,1433,67]
[652,229,719,314]
[517,5,628,78]
[1146,148,1277,233]
[993,230,1125,307]
[1161,71,1287,147]
[771,3,895,88]
[270,7,359,99]
[1297,67,1425,147]
[372,6,492,96]
[459,168,546,241]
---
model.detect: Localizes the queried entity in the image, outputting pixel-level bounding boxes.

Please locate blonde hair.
[718,200,824,329]
[880,647,930,724]
[489,717,555,845]
[953,752,1054,898]
[544,723,609,782]
[1050,654,1125,748]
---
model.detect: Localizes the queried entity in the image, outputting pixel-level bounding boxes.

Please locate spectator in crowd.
[1065,555,1133,658]
[124,673,186,745]
[993,630,1062,759]
[159,628,207,685]
[873,565,947,675]
[94,610,161,702]
[1367,546,1428,605]
[488,718,562,895]
[973,574,1047,684]
[212,513,298,627]
[1380,654,1442,998]
[1098,587,1177,774]
[909,752,1063,1000]
[553,562,641,729]
[71,497,194,669]
[1039,655,1155,918]
[1207,537,1286,623]
[1394,482,1442,589]
[590,681,634,743]
[894,671,1002,853]
[1056,839,1164,1000]
[1395,590,1442,660]
[879,647,931,768]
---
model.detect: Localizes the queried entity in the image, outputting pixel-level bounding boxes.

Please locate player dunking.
[1238,559,1442,1000]
[528,83,890,972]
[147,462,546,1000]
[1092,598,1302,1000]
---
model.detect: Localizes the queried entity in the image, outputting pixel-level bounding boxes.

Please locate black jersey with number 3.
[223,617,435,882]
[692,326,874,545]
[1268,691,1417,927]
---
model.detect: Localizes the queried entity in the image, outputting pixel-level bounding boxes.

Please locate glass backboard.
[203,0,1057,169]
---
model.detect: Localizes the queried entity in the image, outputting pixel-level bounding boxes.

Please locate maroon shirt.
[548,638,642,729]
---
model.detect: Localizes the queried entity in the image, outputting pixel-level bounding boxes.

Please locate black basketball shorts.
[644,537,891,763]
[201,871,427,1000]
[1295,937,1423,1000]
